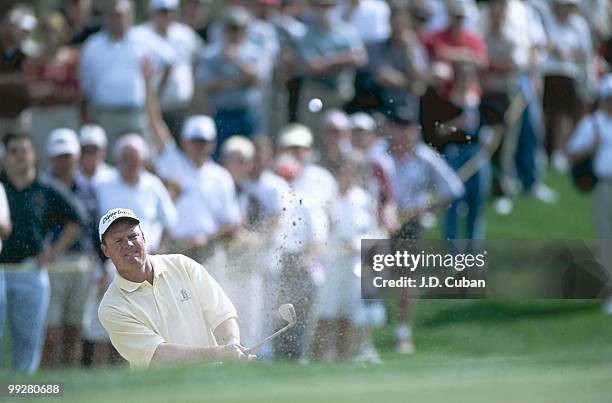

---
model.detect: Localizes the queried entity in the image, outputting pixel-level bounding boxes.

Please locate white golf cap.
[221,135,255,159]
[47,128,80,157]
[277,123,313,148]
[99,208,140,241]
[114,133,149,160]
[598,74,612,100]
[182,115,217,141]
[149,0,179,11]
[350,112,376,132]
[79,124,108,148]
[322,109,351,130]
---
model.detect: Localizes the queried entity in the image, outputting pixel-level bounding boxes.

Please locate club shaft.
[247,324,292,353]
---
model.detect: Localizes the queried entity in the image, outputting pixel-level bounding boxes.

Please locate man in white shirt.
[381,106,465,354]
[97,208,252,368]
[277,123,337,250]
[148,109,242,266]
[79,0,174,154]
[138,0,203,139]
[567,74,612,314]
[95,134,177,253]
[75,125,117,190]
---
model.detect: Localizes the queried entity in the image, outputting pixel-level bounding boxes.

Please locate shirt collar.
[114,256,168,292]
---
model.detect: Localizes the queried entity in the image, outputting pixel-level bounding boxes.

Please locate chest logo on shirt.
[180,288,192,302]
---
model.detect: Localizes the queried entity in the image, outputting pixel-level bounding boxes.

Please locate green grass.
[3,171,610,403]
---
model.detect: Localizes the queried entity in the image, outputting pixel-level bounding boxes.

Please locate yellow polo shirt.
[98,254,237,368]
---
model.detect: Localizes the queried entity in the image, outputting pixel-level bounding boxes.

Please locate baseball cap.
[277,123,313,148]
[598,74,612,100]
[149,0,179,11]
[47,128,80,157]
[79,125,108,148]
[221,135,255,159]
[182,115,217,141]
[350,112,377,132]
[114,133,149,160]
[322,110,351,131]
[99,208,140,241]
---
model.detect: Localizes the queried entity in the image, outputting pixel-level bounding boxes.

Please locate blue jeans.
[0,266,50,374]
[515,73,544,192]
[443,142,490,240]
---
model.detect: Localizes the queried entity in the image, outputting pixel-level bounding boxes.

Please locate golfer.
[97,208,253,368]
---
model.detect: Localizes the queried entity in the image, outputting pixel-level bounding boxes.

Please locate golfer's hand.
[215,343,256,361]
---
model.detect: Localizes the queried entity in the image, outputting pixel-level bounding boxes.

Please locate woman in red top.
[24,12,80,171]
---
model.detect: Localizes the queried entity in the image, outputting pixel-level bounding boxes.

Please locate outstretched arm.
[143,58,172,154]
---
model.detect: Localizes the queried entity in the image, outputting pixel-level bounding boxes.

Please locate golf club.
[247,303,296,353]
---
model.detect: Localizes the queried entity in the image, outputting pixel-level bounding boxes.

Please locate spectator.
[0,132,81,374]
[196,7,266,159]
[313,155,378,361]
[24,13,80,172]
[271,151,317,360]
[40,128,97,368]
[278,123,337,256]
[75,124,117,189]
[63,0,101,46]
[73,124,119,366]
[79,0,174,155]
[0,8,33,140]
[95,133,177,254]
[219,136,265,347]
[270,0,308,125]
[438,62,489,240]
[139,0,202,139]
[318,109,352,173]
[540,0,593,172]
[148,89,242,268]
[367,7,428,115]
[349,112,396,232]
[297,0,367,135]
[242,136,286,357]
[422,0,487,96]
[567,74,612,314]
[381,106,465,354]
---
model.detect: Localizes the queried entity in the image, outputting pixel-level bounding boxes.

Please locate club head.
[278,303,296,327]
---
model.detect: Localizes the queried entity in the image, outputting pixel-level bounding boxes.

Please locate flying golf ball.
[308,98,323,113]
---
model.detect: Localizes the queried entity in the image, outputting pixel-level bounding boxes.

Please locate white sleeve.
[567,115,596,153]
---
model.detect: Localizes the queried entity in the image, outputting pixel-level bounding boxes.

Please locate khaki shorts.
[47,255,95,327]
